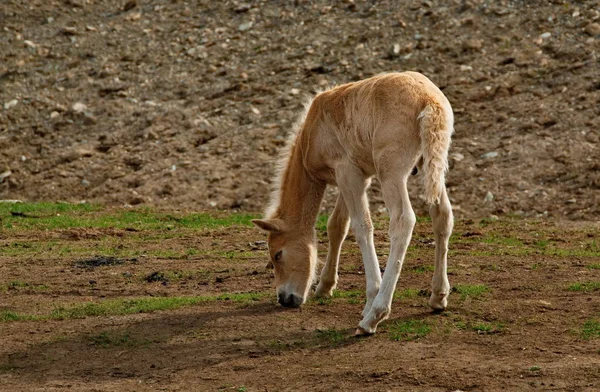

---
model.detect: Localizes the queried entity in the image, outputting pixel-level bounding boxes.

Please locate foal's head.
[252,218,316,308]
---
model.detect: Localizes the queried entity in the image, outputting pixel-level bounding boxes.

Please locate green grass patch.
[453,284,489,300]
[0,311,31,322]
[0,281,48,292]
[529,365,541,372]
[0,292,268,323]
[388,319,431,341]
[0,203,259,231]
[581,319,600,340]
[315,328,347,346]
[316,214,329,233]
[394,288,422,300]
[455,320,503,334]
[587,264,600,270]
[568,282,600,293]
[481,234,524,247]
[410,265,434,274]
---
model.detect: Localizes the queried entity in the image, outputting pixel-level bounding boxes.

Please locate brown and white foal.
[253,72,454,335]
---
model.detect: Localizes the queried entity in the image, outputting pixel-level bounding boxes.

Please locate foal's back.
[301,72,448,184]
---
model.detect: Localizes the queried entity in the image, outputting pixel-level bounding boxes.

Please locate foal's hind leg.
[357,158,415,335]
[428,187,453,310]
[335,163,381,318]
[316,194,350,298]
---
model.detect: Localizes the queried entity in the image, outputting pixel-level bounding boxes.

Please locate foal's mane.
[265,95,318,219]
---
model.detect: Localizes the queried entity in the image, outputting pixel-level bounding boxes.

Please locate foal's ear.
[251,219,286,233]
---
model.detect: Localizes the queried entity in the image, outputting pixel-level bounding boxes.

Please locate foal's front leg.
[315,194,350,298]
[336,165,381,318]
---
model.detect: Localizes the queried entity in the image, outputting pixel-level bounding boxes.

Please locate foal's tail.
[417,101,453,205]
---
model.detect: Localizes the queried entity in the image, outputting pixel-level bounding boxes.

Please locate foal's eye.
[274,250,283,262]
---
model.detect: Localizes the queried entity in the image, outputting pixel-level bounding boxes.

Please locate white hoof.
[429,292,448,311]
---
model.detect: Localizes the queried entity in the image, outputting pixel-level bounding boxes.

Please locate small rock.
[450,153,465,162]
[460,65,473,72]
[584,22,600,36]
[391,43,401,56]
[565,198,576,204]
[290,88,300,95]
[463,38,483,51]
[585,131,598,143]
[4,99,18,110]
[238,21,253,32]
[123,0,137,11]
[81,179,90,187]
[24,40,36,48]
[50,111,60,119]
[539,32,551,39]
[61,26,78,36]
[72,102,87,113]
[130,196,145,205]
[489,215,499,221]
[0,171,12,183]
[484,191,494,203]
[480,151,499,159]
[517,181,529,191]
[75,148,93,157]
[251,107,260,115]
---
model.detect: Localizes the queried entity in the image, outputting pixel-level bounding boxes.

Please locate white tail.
[418,103,453,205]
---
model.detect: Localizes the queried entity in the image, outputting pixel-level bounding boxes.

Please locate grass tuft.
[567,282,600,293]
[453,284,490,300]
[581,319,600,340]
[1,292,268,323]
[388,319,431,341]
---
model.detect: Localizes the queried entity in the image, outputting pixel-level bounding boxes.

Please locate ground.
[0,204,599,391]
[0,0,599,220]
[1,1,599,391]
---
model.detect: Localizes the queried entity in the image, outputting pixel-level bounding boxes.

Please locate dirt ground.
[0,206,599,391]
[0,0,599,220]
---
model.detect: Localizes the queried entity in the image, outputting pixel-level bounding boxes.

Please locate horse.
[252,71,454,335]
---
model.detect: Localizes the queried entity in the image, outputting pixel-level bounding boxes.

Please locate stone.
[480,151,499,159]
[585,131,598,143]
[463,38,483,51]
[484,191,494,203]
[238,21,253,32]
[4,99,18,110]
[72,102,87,113]
[584,22,600,36]
[450,153,465,162]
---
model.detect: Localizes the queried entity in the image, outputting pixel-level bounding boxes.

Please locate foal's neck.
[273,140,325,234]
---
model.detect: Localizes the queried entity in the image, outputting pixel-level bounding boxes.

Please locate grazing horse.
[252,71,454,335]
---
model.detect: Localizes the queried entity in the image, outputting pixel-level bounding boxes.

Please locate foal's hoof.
[354,326,375,337]
[429,293,448,312]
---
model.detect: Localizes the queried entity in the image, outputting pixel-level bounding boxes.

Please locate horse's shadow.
[0,302,372,384]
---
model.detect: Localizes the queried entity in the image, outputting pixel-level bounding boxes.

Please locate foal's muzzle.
[278,293,302,308]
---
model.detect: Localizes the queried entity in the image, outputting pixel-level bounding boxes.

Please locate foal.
[252,72,454,335]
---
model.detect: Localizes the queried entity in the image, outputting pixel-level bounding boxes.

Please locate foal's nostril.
[278,293,286,306]
[289,294,302,308]
[278,293,303,308]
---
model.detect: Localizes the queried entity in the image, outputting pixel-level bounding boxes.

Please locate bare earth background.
[0,0,598,220]
[1,1,600,391]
